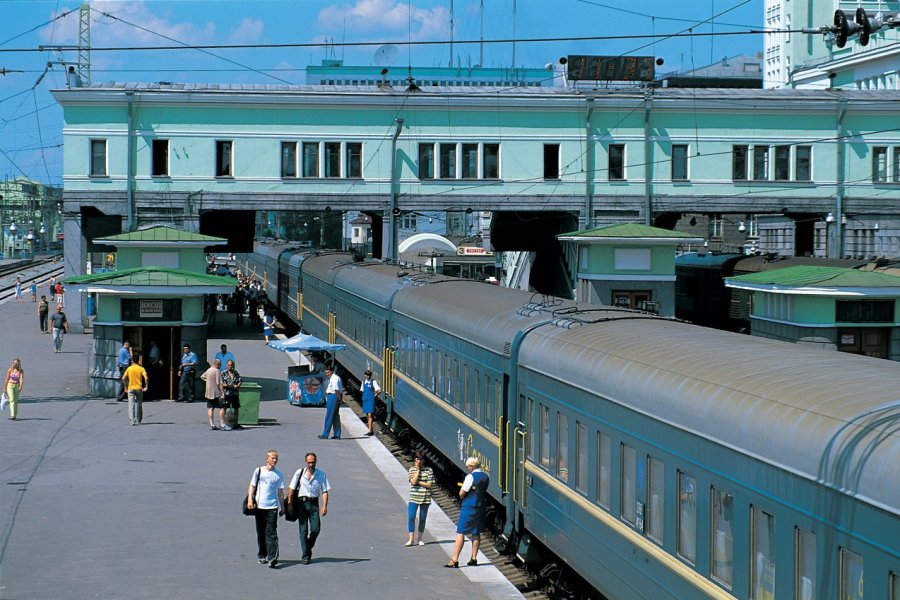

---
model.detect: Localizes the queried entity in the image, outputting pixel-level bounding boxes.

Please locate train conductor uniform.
[318,367,343,439]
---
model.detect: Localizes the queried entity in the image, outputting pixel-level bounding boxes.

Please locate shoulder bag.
[243,467,261,516]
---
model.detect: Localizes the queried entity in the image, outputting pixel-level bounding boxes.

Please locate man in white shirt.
[318,366,344,440]
[247,450,285,568]
[287,452,331,564]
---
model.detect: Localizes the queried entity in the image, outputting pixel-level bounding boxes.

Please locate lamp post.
[9,221,17,258]
[39,223,46,254]
[26,230,34,259]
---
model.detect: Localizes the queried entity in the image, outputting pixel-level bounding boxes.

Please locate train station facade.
[51,82,900,326]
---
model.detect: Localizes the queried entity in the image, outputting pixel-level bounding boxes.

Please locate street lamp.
[40,223,46,254]
[9,221,17,258]
[26,230,34,259]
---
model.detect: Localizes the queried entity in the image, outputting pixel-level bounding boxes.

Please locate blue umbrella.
[267,332,345,353]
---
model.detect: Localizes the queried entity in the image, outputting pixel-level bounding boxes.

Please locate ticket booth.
[64,226,237,398]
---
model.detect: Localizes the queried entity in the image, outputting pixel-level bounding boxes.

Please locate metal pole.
[126,91,135,231]
[387,118,404,260]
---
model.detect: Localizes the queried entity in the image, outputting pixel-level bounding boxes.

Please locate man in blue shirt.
[115,341,132,402]
[177,343,198,402]
[215,344,235,372]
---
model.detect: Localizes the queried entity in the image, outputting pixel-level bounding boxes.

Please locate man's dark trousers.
[254,508,279,562]
[178,370,195,402]
[295,497,321,560]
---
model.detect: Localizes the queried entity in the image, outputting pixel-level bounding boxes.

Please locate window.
[557,412,569,482]
[151,139,169,176]
[796,529,815,600]
[732,145,749,180]
[302,142,319,177]
[647,457,664,543]
[418,144,435,179]
[597,432,611,509]
[440,143,457,179]
[840,549,863,600]
[836,299,894,322]
[463,364,471,415]
[752,145,769,180]
[575,422,588,494]
[892,572,900,600]
[711,487,734,588]
[795,145,811,181]
[611,291,651,310]
[894,148,900,182]
[774,145,790,180]
[324,142,341,178]
[750,507,776,600]
[215,140,233,177]
[281,142,297,178]
[539,404,550,469]
[672,144,688,180]
[621,443,636,524]
[90,139,107,176]
[543,144,560,179]
[346,142,362,178]
[873,146,888,182]
[461,144,478,178]
[483,143,499,178]
[677,472,696,564]
[609,144,625,180]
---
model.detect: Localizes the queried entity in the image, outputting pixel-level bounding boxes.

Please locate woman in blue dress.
[445,456,489,568]
[360,369,381,436]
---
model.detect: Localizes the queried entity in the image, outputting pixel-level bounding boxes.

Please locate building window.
[609,144,625,180]
[151,139,169,177]
[795,529,816,600]
[647,456,664,543]
[346,142,362,178]
[544,144,560,179]
[483,143,499,179]
[575,422,588,494]
[324,142,341,178]
[752,145,769,180]
[302,142,319,177]
[439,143,457,179]
[611,290,651,309]
[795,145,811,181]
[539,404,550,469]
[461,144,478,179]
[873,146,888,182]
[401,213,417,230]
[774,145,790,181]
[556,412,569,482]
[750,507,776,600]
[891,572,900,600]
[281,142,297,178]
[732,145,748,180]
[418,143,435,179]
[711,487,734,589]
[893,147,900,182]
[90,139,107,176]
[836,299,894,322]
[677,472,696,564]
[620,443,636,524]
[215,140,232,177]
[597,432,611,509]
[672,144,688,180]
[840,549,863,600]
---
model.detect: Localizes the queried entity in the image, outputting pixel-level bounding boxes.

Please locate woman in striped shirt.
[405,451,434,546]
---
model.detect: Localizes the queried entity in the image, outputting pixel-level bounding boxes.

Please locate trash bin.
[234,382,261,425]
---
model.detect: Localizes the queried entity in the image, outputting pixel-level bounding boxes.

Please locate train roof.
[675,252,742,267]
[520,319,900,515]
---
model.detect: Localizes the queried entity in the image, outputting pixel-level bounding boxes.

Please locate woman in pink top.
[4,358,24,420]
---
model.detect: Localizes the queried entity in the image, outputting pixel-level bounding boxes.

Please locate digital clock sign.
[566,55,655,82]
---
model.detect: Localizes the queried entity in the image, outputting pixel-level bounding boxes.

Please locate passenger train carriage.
[240,244,900,600]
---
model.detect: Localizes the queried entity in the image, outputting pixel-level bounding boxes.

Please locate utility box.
[236,382,261,425]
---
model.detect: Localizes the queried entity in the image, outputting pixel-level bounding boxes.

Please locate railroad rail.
[0,258,65,302]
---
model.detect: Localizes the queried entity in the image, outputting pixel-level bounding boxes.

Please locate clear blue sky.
[1,0,765,186]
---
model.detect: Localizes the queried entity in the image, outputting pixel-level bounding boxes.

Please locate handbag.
[0,392,8,414]
[243,467,261,516]
[284,488,299,522]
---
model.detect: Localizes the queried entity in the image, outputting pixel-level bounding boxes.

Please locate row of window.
[526,397,898,598]
[88,138,900,185]
[333,299,385,357]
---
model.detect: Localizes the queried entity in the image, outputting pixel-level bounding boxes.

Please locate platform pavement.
[0,300,522,600]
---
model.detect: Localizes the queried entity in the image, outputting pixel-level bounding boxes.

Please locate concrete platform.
[0,298,522,600]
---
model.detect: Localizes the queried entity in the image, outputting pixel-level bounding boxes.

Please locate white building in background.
[765,0,900,89]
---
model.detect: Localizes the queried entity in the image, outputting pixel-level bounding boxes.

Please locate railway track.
[0,258,64,302]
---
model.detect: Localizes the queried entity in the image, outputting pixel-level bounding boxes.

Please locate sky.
[1,0,765,187]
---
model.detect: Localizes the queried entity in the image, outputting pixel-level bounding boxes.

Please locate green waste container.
[234,382,261,426]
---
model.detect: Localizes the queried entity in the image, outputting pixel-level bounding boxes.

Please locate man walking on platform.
[121,351,148,426]
[318,366,343,439]
[287,452,330,564]
[247,450,285,568]
[49,305,68,353]
[116,341,132,402]
[201,358,226,430]
[177,344,197,402]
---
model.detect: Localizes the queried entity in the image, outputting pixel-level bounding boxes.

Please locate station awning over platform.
[267,333,345,353]
[64,266,238,295]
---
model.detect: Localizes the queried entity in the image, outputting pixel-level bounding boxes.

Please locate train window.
[539,404,550,469]
[597,433,611,509]
[647,457,664,544]
[891,572,900,600]
[454,359,461,409]
[463,365,471,416]
[494,379,502,434]
[445,355,451,403]
[621,444,637,524]
[710,487,734,589]
[575,422,587,495]
[840,549,863,600]
[557,412,569,482]
[525,397,534,460]
[750,506,775,600]
[795,529,815,600]
[677,472,696,564]
[428,347,435,393]
[483,374,492,431]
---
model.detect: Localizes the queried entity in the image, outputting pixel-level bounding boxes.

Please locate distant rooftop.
[726,265,900,292]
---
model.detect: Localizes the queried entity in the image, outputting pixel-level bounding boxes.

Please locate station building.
[51,81,900,327]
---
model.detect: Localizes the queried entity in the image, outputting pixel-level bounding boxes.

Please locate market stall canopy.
[267,332,345,353]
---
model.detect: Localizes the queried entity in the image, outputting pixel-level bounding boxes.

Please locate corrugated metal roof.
[559,223,702,240]
[96,226,225,244]
[728,265,900,288]
[65,266,237,287]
